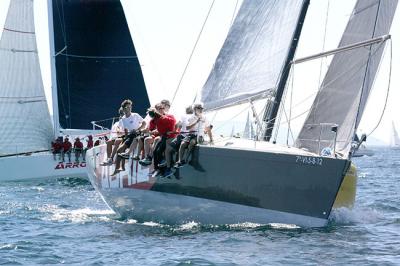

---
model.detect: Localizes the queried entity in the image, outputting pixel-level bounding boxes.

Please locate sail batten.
[0,0,53,156]
[201,0,309,111]
[296,0,398,156]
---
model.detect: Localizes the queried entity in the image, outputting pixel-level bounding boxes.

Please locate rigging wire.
[229,0,240,27]
[56,51,138,59]
[366,39,392,138]
[171,0,216,105]
[192,0,239,107]
[354,0,381,134]
[286,65,295,145]
[312,0,330,123]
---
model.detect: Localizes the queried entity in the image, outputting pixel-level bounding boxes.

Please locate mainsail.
[51,0,150,130]
[0,0,53,155]
[201,0,309,111]
[296,0,398,156]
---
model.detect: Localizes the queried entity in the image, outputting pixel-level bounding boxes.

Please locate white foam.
[178,221,199,230]
[228,222,263,229]
[142,221,162,227]
[329,207,382,224]
[268,223,301,229]
[0,244,17,250]
[40,205,115,223]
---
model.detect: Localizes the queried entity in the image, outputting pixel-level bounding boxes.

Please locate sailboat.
[87,0,397,227]
[390,121,400,149]
[242,112,255,140]
[0,0,149,182]
[0,0,85,181]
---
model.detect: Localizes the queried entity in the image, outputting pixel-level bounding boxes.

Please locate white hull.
[353,147,374,157]
[0,152,87,182]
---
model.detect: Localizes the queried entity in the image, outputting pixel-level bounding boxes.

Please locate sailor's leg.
[110,138,122,160]
[106,139,114,158]
[137,137,144,159]
[178,141,189,162]
[165,138,173,168]
[185,138,197,161]
[82,149,86,161]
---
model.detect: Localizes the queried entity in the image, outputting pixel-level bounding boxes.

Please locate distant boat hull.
[353,147,374,157]
[0,152,87,182]
[87,143,350,227]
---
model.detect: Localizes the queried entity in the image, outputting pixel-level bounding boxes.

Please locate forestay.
[0,0,53,155]
[201,0,308,111]
[296,0,398,157]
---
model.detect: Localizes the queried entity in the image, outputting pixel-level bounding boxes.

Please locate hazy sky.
[0,0,399,144]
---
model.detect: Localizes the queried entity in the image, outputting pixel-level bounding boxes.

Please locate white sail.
[296,0,398,156]
[391,121,400,147]
[0,0,53,156]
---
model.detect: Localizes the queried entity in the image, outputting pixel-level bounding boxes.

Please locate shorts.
[183,134,197,143]
[123,131,138,147]
[170,134,184,151]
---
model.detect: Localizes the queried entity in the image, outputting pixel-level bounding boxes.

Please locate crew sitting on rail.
[51,136,63,161]
[82,135,93,161]
[154,99,178,174]
[73,137,84,163]
[110,99,145,176]
[61,137,72,163]
[94,139,101,147]
[169,105,193,166]
[174,103,213,168]
[101,107,125,166]
[139,104,164,166]
[139,104,177,178]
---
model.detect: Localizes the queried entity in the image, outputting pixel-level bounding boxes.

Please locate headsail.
[0,0,53,155]
[51,0,150,130]
[200,0,309,111]
[296,0,398,156]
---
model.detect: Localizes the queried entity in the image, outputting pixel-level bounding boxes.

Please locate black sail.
[52,0,150,130]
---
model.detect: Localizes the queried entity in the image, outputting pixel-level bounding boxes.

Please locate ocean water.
[0,148,399,265]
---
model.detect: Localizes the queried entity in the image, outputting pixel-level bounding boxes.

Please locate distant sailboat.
[0,0,150,181]
[0,0,85,181]
[242,112,255,140]
[87,0,397,227]
[390,121,400,149]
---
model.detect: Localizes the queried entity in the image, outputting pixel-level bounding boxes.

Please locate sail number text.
[295,156,323,166]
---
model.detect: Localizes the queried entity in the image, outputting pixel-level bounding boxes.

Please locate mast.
[47,0,60,137]
[262,0,310,141]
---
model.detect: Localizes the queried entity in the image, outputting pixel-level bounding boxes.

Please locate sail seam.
[3,27,35,34]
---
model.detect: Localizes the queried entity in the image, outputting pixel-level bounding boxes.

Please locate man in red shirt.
[61,137,72,163]
[51,136,63,161]
[82,135,93,162]
[139,105,176,178]
[73,138,84,162]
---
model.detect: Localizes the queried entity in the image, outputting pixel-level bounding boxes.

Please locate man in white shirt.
[174,103,213,168]
[110,99,146,175]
